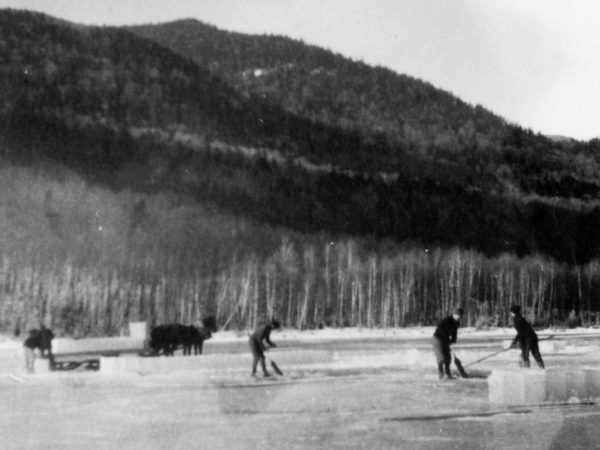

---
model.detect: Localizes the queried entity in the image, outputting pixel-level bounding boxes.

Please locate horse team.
[148,316,218,356]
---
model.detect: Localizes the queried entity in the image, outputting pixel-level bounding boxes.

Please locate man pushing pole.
[509,305,545,369]
[433,308,463,380]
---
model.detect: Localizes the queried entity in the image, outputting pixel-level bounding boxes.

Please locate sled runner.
[51,358,100,371]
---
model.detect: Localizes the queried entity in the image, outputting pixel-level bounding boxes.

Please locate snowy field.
[2,327,600,449]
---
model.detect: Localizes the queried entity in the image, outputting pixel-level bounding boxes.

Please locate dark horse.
[149,316,217,356]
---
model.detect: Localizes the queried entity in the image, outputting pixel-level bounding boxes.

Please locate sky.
[1,0,599,141]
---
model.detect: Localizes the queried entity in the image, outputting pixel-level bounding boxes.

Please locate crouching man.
[433,308,463,380]
[23,325,54,373]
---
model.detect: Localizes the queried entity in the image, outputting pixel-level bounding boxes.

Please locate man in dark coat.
[248,318,280,377]
[510,305,545,369]
[433,308,463,380]
[23,325,54,373]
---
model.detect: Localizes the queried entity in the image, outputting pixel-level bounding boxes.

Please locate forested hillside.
[131,20,600,201]
[131,19,600,266]
[1,9,600,336]
[131,20,508,153]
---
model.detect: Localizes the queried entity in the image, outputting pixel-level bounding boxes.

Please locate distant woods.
[5,115,600,265]
[1,222,598,336]
[0,164,599,336]
[3,116,600,337]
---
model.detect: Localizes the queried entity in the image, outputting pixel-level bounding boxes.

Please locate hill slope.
[131,19,509,154]
[131,20,600,197]
[2,10,600,265]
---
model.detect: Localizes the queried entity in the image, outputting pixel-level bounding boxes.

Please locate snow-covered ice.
[2,327,600,449]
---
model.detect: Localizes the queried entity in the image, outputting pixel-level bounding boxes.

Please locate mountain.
[130,19,600,262]
[130,20,600,197]
[2,9,600,266]
[130,19,509,154]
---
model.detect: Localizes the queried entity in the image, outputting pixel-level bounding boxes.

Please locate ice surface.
[539,340,567,353]
[100,350,335,375]
[3,328,600,449]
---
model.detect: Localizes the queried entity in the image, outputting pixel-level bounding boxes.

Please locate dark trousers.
[248,337,269,375]
[433,337,452,377]
[520,338,545,369]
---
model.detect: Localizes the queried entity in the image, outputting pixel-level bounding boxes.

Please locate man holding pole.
[510,304,545,369]
[433,308,463,380]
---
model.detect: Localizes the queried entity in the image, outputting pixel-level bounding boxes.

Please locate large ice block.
[488,368,546,405]
[489,367,600,405]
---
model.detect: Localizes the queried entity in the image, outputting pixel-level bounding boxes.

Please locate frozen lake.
[2,328,600,449]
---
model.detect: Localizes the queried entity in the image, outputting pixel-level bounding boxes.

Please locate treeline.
[168,144,600,266]
[1,227,598,337]
[0,163,599,337]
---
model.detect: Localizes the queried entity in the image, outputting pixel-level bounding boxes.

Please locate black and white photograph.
[1,1,600,448]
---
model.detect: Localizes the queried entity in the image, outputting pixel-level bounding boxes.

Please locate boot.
[260,357,270,377]
[535,355,545,369]
[444,363,454,379]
